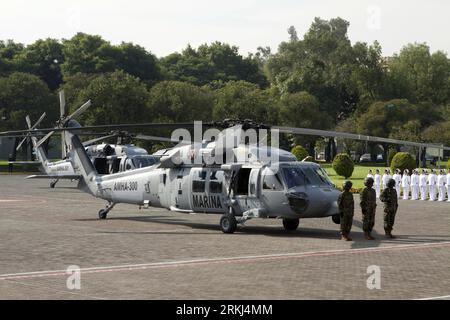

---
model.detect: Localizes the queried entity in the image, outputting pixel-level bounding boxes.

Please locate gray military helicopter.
[52,119,341,233]
[19,92,160,187]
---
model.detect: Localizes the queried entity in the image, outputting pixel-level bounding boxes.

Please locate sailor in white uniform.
[401,169,411,200]
[419,170,428,200]
[410,170,420,200]
[447,169,450,202]
[382,169,390,191]
[437,169,446,202]
[428,170,438,201]
[374,169,381,198]
[393,169,402,198]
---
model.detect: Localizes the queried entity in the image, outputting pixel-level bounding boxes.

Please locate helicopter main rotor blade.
[29,112,47,131]
[67,100,91,121]
[82,134,119,147]
[35,131,54,149]
[134,134,192,145]
[59,91,66,118]
[16,115,31,150]
[16,136,28,151]
[0,122,207,136]
[25,115,32,129]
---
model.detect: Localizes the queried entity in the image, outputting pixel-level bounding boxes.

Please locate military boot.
[365,232,375,240]
[345,233,352,241]
[385,229,396,238]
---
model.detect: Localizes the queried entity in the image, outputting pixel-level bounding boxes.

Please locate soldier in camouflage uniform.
[338,181,354,241]
[360,177,377,240]
[380,178,399,238]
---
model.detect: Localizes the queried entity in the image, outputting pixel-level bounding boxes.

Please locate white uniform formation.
[367,168,450,202]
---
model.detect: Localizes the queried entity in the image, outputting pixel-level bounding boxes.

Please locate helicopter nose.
[286,191,309,214]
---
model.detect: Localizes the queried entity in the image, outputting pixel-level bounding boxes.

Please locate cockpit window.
[315,167,334,186]
[131,156,156,169]
[282,167,306,189]
[282,166,333,188]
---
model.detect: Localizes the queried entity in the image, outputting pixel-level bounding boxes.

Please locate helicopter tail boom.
[65,130,99,195]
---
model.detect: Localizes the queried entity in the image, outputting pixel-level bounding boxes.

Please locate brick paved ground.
[0,176,449,299]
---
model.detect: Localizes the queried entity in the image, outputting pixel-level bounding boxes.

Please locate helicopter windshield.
[131,156,157,169]
[282,166,334,188]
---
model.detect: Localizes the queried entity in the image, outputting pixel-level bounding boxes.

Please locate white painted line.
[415,295,450,300]
[1,241,449,281]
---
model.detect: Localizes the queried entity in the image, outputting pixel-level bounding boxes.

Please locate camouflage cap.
[343,180,353,190]
[387,178,396,188]
[364,177,374,186]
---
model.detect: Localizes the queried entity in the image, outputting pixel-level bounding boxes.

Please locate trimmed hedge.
[332,153,354,179]
[387,148,397,166]
[390,152,416,173]
[291,145,309,161]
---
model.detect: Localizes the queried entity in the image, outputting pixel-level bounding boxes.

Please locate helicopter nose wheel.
[282,218,299,231]
[332,214,341,224]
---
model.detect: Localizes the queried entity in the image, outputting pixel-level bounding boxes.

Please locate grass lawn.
[321,161,449,189]
[321,163,390,189]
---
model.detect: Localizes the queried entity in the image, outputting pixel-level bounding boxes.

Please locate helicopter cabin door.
[233,167,263,216]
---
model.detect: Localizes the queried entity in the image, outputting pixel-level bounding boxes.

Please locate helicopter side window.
[125,158,133,171]
[209,181,223,193]
[193,181,205,193]
[193,170,206,193]
[262,172,283,191]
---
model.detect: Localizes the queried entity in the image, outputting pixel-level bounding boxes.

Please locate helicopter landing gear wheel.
[220,213,237,234]
[98,209,108,220]
[282,218,299,231]
[50,180,57,188]
[98,202,115,220]
[332,214,341,224]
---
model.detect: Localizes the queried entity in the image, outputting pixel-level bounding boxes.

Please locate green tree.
[0,72,56,131]
[160,42,268,87]
[387,148,398,166]
[213,81,277,123]
[115,42,161,84]
[391,152,416,173]
[72,70,150,125]
[351,41,386,104]
[291,145,309,160]
[356,99,441,138]
[279,91,333,151]
[266,17,361,121]
[147,81,214,122]
[279,92,333,129]
[0,40,25,75]
[332,153,354,178]
[13,38,64,90]
[61,33,119,77]
[387,43,450,105]
[422,120,450,147]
